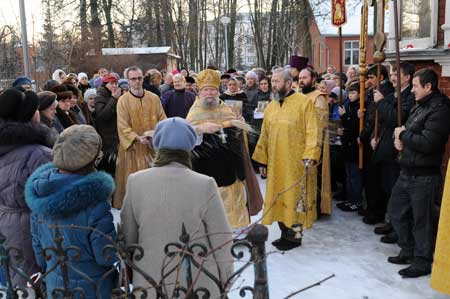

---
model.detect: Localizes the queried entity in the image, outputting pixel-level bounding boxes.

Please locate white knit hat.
[78,72,88,81]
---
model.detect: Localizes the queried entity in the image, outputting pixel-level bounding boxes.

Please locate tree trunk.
[143,0,154,46]
[102,0,116,48]
[188,0,198,70]
[154,0,163,45]
[267,0,278,67]
[90,0,102,55]
[298,0,312,59]
[228,0,237,68]
[161,0,174,47]
[80,0,88,44]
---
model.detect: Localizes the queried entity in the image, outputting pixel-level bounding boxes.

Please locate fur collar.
[0,120,52,147]
[25,163,115,217]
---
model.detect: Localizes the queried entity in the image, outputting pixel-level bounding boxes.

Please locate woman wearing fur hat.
[26,125,117,299]
[51,85,79,133]
[0,88,53,288]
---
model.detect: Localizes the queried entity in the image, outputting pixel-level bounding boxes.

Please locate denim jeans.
[388,172,442,270]
[345,161,363,204]
[0,266,5,286]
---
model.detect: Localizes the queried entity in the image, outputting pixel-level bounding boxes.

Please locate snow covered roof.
[315,4,389,36]
[102,47,173,56]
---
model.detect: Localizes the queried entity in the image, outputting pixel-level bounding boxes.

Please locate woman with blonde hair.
[143,69,162,97]
[346,65,359,89]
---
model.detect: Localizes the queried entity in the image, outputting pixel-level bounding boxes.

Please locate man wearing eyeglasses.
[114,66,167,209]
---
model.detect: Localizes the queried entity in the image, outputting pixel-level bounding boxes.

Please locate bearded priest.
[186,69,263,230]
[253,68,321,251]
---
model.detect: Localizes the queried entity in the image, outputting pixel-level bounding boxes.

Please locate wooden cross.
[358,0,369,169]
[373,0,386,63]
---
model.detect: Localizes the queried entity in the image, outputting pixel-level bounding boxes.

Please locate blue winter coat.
[25,163,117,299]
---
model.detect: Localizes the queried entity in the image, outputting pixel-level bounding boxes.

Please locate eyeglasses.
[129,77,143,81]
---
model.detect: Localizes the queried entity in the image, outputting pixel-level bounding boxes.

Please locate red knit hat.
[102,74,118,83]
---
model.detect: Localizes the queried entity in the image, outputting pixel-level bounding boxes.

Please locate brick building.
[384,0,450,171]
[386,0,450,96]
[309,6,377,74]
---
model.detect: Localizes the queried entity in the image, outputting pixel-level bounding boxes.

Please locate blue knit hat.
[12,76,32,88]
[153,117,197,151]
[118,79,129,90]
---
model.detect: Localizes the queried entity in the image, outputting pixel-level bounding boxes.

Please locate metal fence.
[0,223,269,299]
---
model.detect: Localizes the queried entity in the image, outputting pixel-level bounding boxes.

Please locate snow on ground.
[113,177,450,299]
[227,178,450,299]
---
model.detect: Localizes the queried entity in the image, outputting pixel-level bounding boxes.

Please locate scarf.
[153,149,192,169]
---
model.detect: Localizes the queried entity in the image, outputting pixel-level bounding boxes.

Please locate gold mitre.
[197,69,220,90]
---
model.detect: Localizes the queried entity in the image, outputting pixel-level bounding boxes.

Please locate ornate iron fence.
[0,223,269,299]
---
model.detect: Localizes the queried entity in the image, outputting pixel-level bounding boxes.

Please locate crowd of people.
[0,55,450,296]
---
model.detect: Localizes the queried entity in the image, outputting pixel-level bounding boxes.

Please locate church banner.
[332,0,347,27]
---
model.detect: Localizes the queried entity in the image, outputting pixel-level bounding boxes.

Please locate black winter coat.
[341,100,361,162]
[192,127,246,187]
[94,86,119,162]
[360,80,395,145]
[143,82,161,97]
[399,91,450,175]
[372,84,415,163]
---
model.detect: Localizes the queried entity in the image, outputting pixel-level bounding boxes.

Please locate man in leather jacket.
[388,68,450,278]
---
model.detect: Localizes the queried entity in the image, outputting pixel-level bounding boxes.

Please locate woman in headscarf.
[52,69,67,84]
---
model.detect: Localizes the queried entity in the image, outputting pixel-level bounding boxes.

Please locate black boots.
[380,231,398,244]
[374,222,394,235]
[388,255,413,265]
[398,265,431,278]
[272,222,302,251]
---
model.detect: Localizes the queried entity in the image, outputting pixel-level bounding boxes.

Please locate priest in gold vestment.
[253,68,321,251]
[299,68,332,215]
[186,69,263,229]
[114,66,166,208]
[431,161,450,295]
[288,55,309,92]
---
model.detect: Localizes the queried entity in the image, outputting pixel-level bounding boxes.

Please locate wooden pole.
[358,0,369,169]
[339,26,343,101]
[393,0,402,126]
[373,0,386,142]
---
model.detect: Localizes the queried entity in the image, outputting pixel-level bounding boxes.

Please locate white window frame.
[343,40,360,66]
[388,0,439,50]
